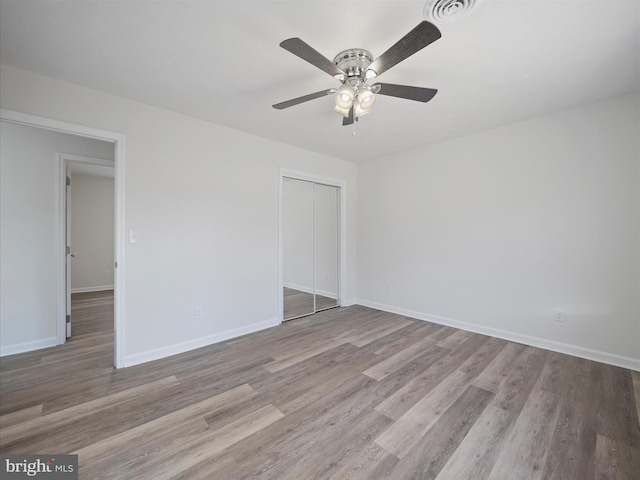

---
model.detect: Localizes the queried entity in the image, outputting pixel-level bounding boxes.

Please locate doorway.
[63,155,115,340]
[0,108,126,367]
[280,170,345,321]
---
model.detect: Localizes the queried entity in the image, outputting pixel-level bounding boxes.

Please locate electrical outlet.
[104,269,110,277]
[554,308,565,322]
[194,306,203,319]
[385,284,391,293]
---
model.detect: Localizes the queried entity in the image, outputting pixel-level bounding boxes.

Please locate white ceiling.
[1,0,638,163]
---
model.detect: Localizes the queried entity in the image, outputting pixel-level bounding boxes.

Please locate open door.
[65,163,73,339]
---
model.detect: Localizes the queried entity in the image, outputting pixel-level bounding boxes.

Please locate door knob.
[70,253,76,258]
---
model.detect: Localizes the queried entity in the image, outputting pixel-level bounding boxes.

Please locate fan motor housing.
[333,48,373,78]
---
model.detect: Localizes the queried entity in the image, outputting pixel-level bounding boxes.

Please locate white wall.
[0,65,358,365]
[70,174,115,292]
[0,121,114,355]
[357,93,640,369]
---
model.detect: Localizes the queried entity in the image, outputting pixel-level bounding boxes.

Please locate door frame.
[60,153,115,340]
[279,168,347,322]
[0,108,126,368]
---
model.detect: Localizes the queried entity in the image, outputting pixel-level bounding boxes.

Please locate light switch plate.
[129,229,140,244]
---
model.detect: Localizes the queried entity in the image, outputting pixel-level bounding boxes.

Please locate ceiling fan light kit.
[331,50,378,119]
[273,21,442,127]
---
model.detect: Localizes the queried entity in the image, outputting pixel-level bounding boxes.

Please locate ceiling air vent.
[424,0,482,24]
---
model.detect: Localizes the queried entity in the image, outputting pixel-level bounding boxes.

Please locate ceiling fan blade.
[367,21,441,78]
[273,89,334,109]
[342,105,355,126]
[374,83,438,103]
[280,38,345,79]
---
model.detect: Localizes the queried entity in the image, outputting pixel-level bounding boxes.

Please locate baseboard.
[356,299,640,372]
[341,297,358,307]
[71,285,114,293]
[0,337,58,357]
[124,317,281,367]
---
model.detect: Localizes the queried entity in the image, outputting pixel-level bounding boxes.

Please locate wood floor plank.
[0,359,113,394]
[226,318,332,360]
[94,404,284,480]
[2,291,637,479]
[594,434,640,480]
[593,362,640,448]
[0,375,179,449]
[363,335,437,381]
[435,404,514,480]
[174,350,273,383]
[537,351,572,393]
[83,394,271,479]
[80,418,211,480]
[542,357,599,480]
[633,370,640,428]
[73,383,257,465]
[489,346,546,412]
[456,335,507,377]
[250,343,377,403]
[428,324,458,341]
[387,385,494,480]
[472,341,527,393]
[0,404,42,429]
[237,346,442,476]
[168,453,241,480]
[435,328,475,350]
[327,443,398,480]
[0,367,117,413]
[372,345,452,420]
[486,388,562,480]
[373,333,499,421]
[229,375,387,478]
[433,348,547,479]
[347,316,414,347]
[375,369,474,458]
[264,409,392,480]
[273,350,379,415]
[151,404,285,480]
[371,321,440,356]
[264,336,350,373]
[267,327,349,361]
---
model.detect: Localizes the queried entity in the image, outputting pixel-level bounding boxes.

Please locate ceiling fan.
[273,21,442,126]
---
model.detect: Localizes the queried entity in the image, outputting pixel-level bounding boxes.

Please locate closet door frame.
[279,168,346,323]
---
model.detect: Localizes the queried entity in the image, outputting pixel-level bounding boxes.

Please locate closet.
[282,177,340,321]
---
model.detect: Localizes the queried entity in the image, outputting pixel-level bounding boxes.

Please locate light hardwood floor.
[1,291,639,479]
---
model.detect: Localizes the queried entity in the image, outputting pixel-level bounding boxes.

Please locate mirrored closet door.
[282,177,340,321]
